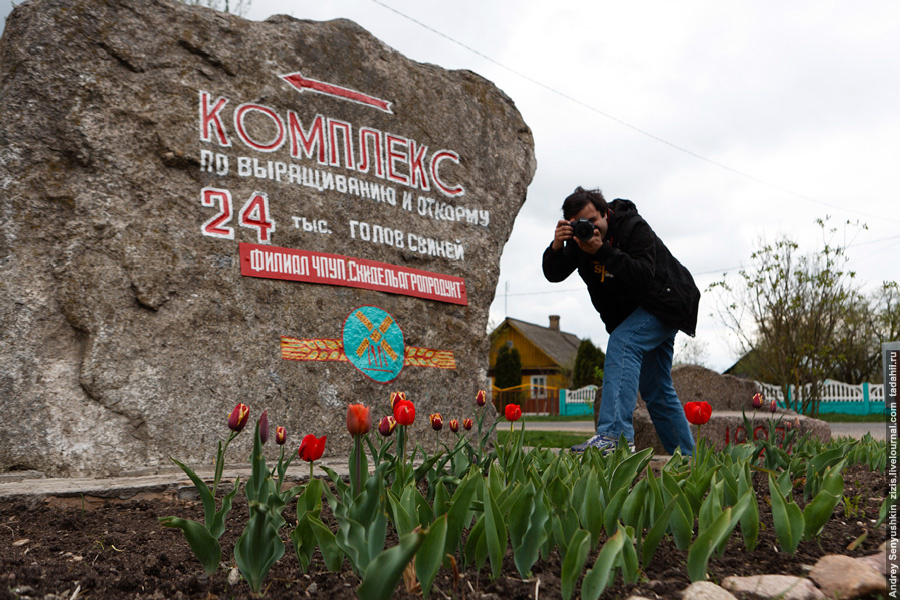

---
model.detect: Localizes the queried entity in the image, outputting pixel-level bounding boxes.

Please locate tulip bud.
[298,434,327,462]
[258,410,269,444]
[393,398,416,426]
[449,419,459,433]
[462,418,473,431]
[275,426,287,445]
[346,404,372,436]
[769,400,777,413]
[684,401,712,425]
[751,393,763,409]
[228,403,250,432]
[378,415,397,437]
[475,390,487,407]
[430,413,443,431]
[390,391,407,410]
[504,403,522,422]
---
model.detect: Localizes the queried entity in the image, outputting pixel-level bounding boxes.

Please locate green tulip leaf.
[561,529,591,600]
[802,489,841,540]
[737,462,760,552]
[661,470,694,550]
[577,470,605,547]
[463,515,486,569]
[415,515,448,599]
[641,496,678,568]
[768,474,804,554]
[581,528,625,600]
[512,485,551,578]
[159,515,221,576]
[483,466,508,581]
[234,504,285,593]
[603,486,629,537]
[290,513,316,572]
[609,448,653,494]
[169,457,216,530]
[686,507,732,582]
[357,530,425,600]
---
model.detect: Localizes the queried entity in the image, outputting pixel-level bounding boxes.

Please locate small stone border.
[627,543,890,600]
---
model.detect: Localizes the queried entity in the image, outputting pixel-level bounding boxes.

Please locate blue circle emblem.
[342,306,405,383]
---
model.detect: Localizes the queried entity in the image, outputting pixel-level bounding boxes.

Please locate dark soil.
[0,465,886,600]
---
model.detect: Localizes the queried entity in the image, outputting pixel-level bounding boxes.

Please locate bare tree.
[708,218,867,415]
[673,337,710,368]
[177,0,251,17]
[820,281,898,383]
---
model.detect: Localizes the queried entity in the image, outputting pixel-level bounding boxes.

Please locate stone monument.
[0,0,535,476]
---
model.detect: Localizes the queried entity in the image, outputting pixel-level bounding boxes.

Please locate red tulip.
[298,434,327,462]
[751,393,763,409]
[462,418,473,431]
[275,426,287,445]
[346,404,372,436]
[504,404,522,422]
[769,400,777,413]
[684,401,712,425]
[475,390,487,407]
[378,415,397,437]
[393,398,416,426]
[430,413,443,431]
[449,419,459,433]
[258,410,269,444]
[228,403,250,432]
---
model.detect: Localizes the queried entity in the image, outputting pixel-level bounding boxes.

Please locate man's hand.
[551,219,572,251]
[574,226,605,254]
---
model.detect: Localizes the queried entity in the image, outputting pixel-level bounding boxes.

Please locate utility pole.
[505,281,509,317]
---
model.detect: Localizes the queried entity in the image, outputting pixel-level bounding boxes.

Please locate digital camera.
[571,218,597,242]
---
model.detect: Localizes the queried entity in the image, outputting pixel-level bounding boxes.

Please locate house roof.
[498,317,581,368]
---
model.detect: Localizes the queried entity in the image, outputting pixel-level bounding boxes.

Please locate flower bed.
[0,393,891,599]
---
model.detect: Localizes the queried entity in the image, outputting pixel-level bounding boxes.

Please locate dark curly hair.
[561,186,608,220]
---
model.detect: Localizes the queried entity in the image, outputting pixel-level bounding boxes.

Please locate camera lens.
[573,218,595,242]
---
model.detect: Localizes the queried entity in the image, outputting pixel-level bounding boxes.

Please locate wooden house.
[487,315,581,414]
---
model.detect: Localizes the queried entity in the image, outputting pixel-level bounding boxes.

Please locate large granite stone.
[671,364,762,411]
[0,0,535,476]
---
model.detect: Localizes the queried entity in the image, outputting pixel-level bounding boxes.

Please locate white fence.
[754,379,885,414]
[564,385,599,404]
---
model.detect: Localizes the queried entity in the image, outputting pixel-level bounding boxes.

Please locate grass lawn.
[522,414,593,422]
[496,429,586,449]
[520,412,885,423]
[809,412,887,423]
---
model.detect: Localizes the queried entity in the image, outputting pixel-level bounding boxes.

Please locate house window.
[531,375,547,399]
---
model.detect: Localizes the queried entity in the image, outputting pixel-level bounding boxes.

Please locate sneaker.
[570,434,636,455]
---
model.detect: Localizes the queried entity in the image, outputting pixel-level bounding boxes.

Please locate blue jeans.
[595,307,695,455]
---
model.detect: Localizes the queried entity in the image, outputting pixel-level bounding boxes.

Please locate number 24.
[200,187,275,243]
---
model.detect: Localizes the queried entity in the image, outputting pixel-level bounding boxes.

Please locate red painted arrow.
[281,72,393,114]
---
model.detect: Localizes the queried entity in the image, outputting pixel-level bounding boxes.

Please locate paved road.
[526,419,887,441]
[828,422,886,441]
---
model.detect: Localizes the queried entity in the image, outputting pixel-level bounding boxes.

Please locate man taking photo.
[542,186,700,455]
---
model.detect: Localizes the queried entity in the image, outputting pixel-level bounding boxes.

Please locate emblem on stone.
[281,306,455,383]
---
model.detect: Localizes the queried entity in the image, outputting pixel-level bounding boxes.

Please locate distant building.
[487,315,581,414]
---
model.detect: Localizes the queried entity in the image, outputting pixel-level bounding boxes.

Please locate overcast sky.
[3,1,898,372]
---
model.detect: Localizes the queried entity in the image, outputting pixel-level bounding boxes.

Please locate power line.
[505,287,585,297]
[851,233,900,247]
[368,0,900,224]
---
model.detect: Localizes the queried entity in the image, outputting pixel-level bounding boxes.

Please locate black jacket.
[542,199,700,336]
